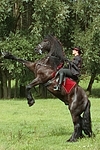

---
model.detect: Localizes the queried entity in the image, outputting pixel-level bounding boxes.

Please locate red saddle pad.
[62,78,76,94]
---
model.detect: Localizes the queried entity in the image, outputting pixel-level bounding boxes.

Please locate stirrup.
[54,85,61,91]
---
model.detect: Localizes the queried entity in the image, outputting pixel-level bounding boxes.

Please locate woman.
[54,47,82,91]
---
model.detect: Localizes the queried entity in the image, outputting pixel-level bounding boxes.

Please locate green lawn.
[0,98,100,150]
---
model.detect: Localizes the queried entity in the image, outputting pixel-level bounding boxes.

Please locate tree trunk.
[2,71,8,99]
[0,69,3,98]
[13,1,22,32]
[22,1,33,30]
[86,73,96,94]
[20,84,26,98]
[8,77,11,99]
[0,81,2,98]
[39,84,47,98]
[14,79,19,98]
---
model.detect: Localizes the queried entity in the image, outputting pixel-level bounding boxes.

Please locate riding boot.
[54,72,64,91]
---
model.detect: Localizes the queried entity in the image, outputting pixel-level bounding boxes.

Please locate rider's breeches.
[58,68,73,78]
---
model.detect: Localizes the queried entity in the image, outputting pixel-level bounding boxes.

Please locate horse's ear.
[48,32,55,37]
[50,32,55,36]
[44,34,51,39]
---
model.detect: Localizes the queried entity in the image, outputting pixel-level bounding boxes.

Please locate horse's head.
[35,35,65,63]
[34,38,51,55]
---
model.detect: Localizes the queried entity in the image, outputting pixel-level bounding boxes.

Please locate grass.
[0,98,100,150]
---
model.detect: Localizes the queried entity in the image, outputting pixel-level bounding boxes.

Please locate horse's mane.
[44,35,65,62]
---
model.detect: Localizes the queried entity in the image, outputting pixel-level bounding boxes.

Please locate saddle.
[62,77,76,94]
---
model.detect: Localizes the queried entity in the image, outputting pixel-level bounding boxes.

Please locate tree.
[0,0,35,98]
[31,0,69,40]
[70,0,100,94]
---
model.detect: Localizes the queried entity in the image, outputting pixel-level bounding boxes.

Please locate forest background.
[0,0,100,99]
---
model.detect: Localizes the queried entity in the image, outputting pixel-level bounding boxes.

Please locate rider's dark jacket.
[68,55,82,77]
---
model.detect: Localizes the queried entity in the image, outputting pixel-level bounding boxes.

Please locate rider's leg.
[54,68,74,91]
[54,72,64,91]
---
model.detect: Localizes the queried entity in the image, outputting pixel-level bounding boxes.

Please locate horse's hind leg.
[67,115,83,142]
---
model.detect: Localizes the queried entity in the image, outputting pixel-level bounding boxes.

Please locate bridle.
[37,44,43,54]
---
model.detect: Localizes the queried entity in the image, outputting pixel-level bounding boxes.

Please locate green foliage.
[0,0,14,38]
[31,0,69,38]
[71,0,100,75]
[0,0,24,38]
[0,0,13,22]
[0,32,35,81]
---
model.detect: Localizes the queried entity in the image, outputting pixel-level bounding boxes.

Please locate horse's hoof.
[67,138,77,142]
[28,101,35,107]
[80,134,85,139]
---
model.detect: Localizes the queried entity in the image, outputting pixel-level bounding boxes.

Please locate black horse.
[2,35,92,142]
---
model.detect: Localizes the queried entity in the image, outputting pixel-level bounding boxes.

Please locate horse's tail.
[82,100,92,137]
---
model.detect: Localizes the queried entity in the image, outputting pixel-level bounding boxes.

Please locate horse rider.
[54,47,83,91]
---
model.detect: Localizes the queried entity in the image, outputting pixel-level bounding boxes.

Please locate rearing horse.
[2,35,92,142]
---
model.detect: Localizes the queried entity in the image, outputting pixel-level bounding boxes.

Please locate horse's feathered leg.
[82,100,93,137]
[67,115,83,142]
[67,87,85,142]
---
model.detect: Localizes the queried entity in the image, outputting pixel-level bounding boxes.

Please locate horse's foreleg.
[2,52,29,64]
[26,77,40,107]
[26,85,35,107]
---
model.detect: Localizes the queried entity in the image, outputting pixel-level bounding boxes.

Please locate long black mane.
[44,35,65,62]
